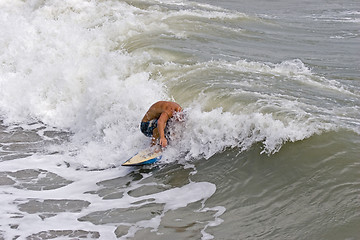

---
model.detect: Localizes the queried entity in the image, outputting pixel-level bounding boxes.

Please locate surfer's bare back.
[140,101,183,148]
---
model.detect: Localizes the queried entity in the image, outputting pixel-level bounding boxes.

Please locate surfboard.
[122,148,162,166]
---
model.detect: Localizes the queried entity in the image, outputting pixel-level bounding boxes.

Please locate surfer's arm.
[157,111,170,147]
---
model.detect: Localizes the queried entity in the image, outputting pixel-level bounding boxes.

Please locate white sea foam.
[0,154,219,239]
[161,105,335,163]
[311,10,360,23]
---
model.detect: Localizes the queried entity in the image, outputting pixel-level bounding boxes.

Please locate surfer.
[140,101,183,148]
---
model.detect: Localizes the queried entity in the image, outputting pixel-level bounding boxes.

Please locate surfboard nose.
[122,149,162,166]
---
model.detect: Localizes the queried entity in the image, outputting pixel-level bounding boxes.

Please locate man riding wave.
[140,101,183,148]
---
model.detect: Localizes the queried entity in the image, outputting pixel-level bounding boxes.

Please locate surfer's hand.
[160,137,167,148]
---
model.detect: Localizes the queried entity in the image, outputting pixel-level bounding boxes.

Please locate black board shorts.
[140,119,158,137]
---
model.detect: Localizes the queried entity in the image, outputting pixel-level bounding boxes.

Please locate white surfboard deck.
[122,148,162,166]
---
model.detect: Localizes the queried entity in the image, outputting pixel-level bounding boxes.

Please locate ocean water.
[0,0,359,239]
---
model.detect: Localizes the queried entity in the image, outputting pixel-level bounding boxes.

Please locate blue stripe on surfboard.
[122,154,162,166]
[125,155,162,166]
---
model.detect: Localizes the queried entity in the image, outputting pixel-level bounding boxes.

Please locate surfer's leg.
[150,128,162,152]
[151,127,159,146]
